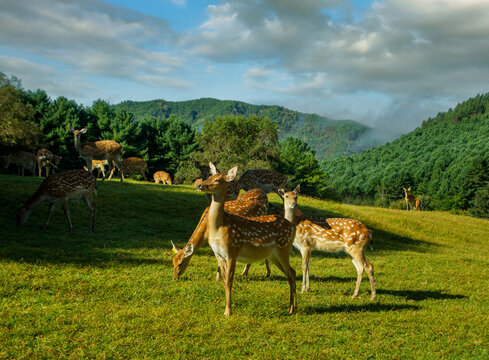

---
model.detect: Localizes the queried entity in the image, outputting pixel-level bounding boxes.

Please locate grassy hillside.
[321,93,489,213]
[1,174,488,359]
[114,98,385,159]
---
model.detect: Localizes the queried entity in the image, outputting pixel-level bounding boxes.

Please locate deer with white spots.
[195,161,240,201]
[238,169,288,195]
[172,189,271,280]
[17,169,96,232]
[70,127,123,181]
[197,163,297,316]
[279,185,376,300]
[403,187,416,211]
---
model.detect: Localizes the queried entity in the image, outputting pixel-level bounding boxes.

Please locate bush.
[469,187,489,219]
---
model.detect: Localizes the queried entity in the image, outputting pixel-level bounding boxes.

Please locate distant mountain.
[113,98,389,159]
[320,93,489,213]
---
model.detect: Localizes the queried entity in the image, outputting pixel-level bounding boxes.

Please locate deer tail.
[368,229,373,251]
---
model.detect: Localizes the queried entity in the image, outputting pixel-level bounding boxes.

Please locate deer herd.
[4,126,424,316]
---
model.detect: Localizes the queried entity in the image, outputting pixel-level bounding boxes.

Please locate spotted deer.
[415,198,421,211]
[154,171,172,185]
[90,160,109,179]
[279,185,376,300]
[195,160,239,201]
[197,163,297,316]
[239,169,288,195]
[2,151,37,176]
[172,189,271,280]
[37,149,62,177]
[121,157,148,181]
[17,169,96,232]
[70,127,123,181]
[403,187,416,210]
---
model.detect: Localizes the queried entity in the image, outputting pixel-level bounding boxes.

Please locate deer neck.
[284,205,298,226]
[207,186,228,237]
[74,136,88,159]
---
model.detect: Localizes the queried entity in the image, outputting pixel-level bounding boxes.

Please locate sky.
[1,0,489,135]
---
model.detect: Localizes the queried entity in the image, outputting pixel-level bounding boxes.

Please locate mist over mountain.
[114,98,398,159]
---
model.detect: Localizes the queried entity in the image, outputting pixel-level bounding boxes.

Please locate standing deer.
[17,169,96,232]
[279,185,376,300]
[2,151,37,176]
[403,187,416,210]
[197,163,297,316]
[37,149,62,177]
[70,127,123,181]
[172,189,271,280]
[121,157,148,181]
[415,198,421,211]
[239,169,288,195]
[154,171,172,185]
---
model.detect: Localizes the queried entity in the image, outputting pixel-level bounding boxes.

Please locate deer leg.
[113,157,123,182]
[271,253,297,314]
[240,264,251,276]
[351,254,365,298]
[60,198,73,232]
[83,193,96,232]
[221,258,236,316]
[265,259,271,278]
[43,203,57,229]
[216,266,221,281]
[300,247,311,292]
[364,257,376,300]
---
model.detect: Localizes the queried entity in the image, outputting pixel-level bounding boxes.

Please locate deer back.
[238,169,288,192]
[121,157,147,174]
[154,171,172,184]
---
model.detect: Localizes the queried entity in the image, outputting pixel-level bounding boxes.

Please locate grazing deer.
[239,169,288,195]
[415,198,421,211]
[121,157,148,181]
[403,187,416,210]
[154,171,172,185]
[197,163,297,316]
[17,169,96,232]
[279,185,376,300]
[70,127,123,181]
[172,189,271,280]
[195,160,239,201]
[37,149,62,177]
[2,151,37,176]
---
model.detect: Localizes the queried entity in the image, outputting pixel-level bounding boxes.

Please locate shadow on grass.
[377,289,466,301]
[302,303,421,314]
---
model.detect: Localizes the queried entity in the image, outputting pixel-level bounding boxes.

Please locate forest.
[1,72,488,218]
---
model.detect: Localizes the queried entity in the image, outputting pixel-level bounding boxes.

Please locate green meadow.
[1,174,488,359]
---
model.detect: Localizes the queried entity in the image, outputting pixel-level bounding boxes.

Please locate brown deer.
[172,189,271,280]
[239,169,288,195]
[403,187,416,210]
[415,198,421,211]
[196,163,297,316]
[70,127,123,181]
[90,160,109,179]
[195,160,239,201]
[154,171,172,185]
[37,149,62,177]
[121,157,148,181]
[279,185,376,300]
[17,169,96,232]
[2,151,37,176]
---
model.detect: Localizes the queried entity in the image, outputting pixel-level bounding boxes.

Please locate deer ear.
[183,243,194,258]
[81,128,87,133]
[408,187,411,191]
[294,185,300,194]
[69,126,75,133]
[171,241,180,254]
[278,188,285,197]
[209,162,219,175]
[226,166,238,182]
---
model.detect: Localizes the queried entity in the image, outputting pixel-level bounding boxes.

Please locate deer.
[279,185,376,300]
[195,160,240,201]
[154,171,172,185]
[238,169,288,195]
[196,163,297,316]
[121,157,148,181]
[403,187,416,210]
[37,149,62,177]
[17,169,96,232]
[2,151,37,176]
[172,189,271,280]
[70,127,123,181]
[415,198,421,211]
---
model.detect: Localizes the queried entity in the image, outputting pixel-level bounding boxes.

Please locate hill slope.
[1,175,488,358]
[321,93,489,212]
[114,98,388,159]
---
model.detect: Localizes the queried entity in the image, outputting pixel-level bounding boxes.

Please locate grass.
[1,174,488,359]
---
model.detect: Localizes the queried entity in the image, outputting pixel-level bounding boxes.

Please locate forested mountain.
[321,93,489,215]
[114,98,387,159]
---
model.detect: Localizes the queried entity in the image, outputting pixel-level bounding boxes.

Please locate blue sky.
[1,0,489,135]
